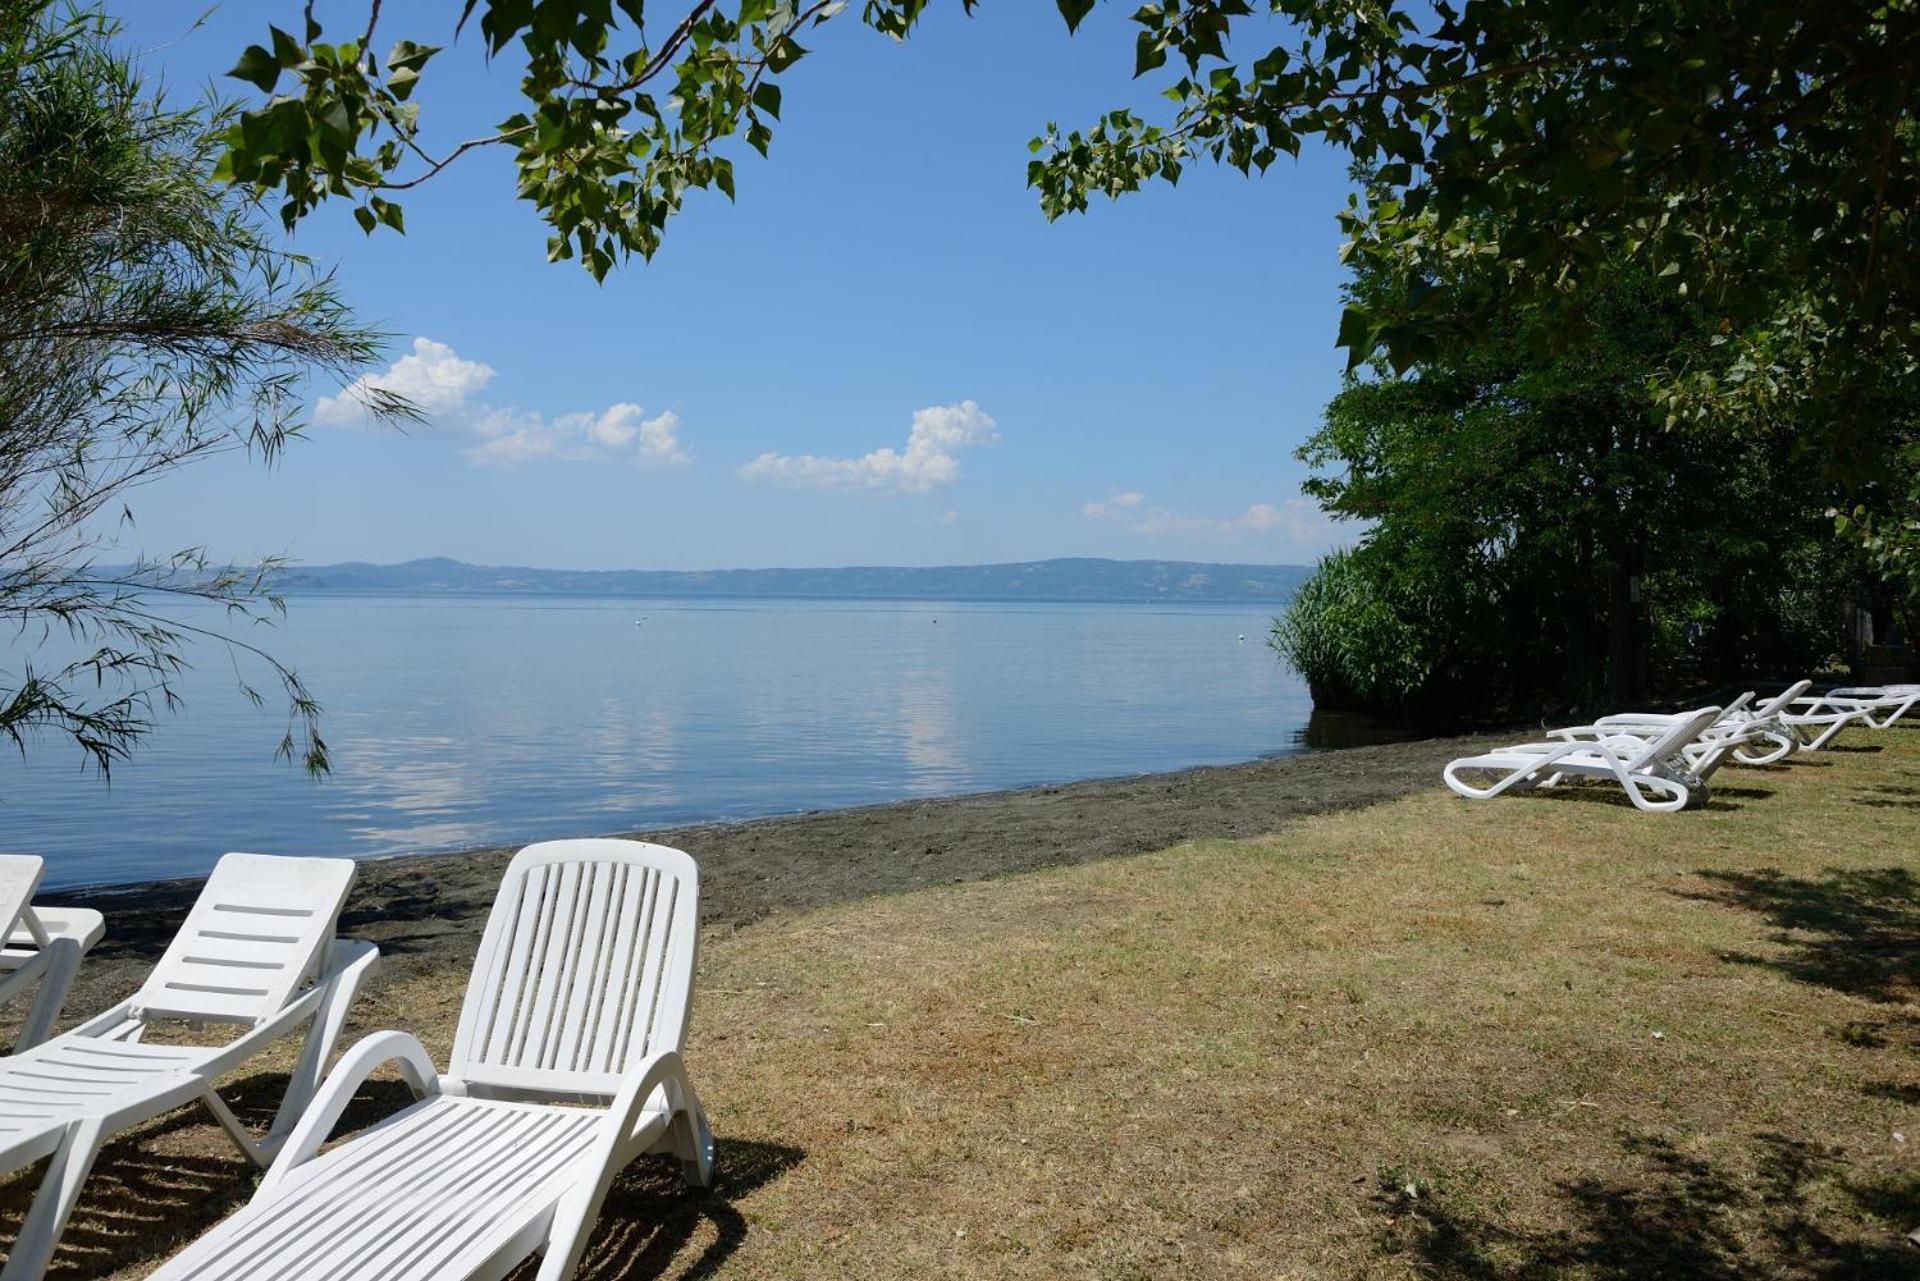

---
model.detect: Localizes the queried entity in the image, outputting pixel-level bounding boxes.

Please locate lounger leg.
[1805,718,1853,750]
[265,941,380,1153]
[534,1161,631,1281]
[14,938,81,1052]
[3,1119,105,1281]
[1610,761,1690,813]
[1444,761,1555,801]
[198,1083,269,1167]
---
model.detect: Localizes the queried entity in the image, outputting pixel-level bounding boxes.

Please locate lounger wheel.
[678,1111,716,1189]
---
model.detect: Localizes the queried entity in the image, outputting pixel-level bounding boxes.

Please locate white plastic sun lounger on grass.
[1717,680,1816,763]
[0,856,105,1054]
[1820,685,1920,728]
[1777,685,1918,749]
[148,838,714,1281]
[1547,680,1813,770]
[1444,706,1724,812]
[0,853,377,1281]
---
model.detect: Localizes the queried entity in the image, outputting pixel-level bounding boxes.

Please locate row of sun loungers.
[0,840,712,1281]
[1444,681,1918,812]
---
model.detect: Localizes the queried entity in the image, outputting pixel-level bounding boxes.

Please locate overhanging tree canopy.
[1,2,404,774]
[218,1,1919,571]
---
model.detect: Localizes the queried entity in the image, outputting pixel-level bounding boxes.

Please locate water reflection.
[1,595,1317,887]
[893,641,965,789]
[1292,707,1451,752]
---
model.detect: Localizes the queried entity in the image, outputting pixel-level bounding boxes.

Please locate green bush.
[1270,549,1433,711]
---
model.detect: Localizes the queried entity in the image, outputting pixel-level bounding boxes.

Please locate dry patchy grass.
[26,731,1920,1278]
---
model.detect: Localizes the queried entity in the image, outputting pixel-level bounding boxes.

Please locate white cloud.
[1083,491,1350,552]
[316,337,495,424]
[314,337,689,469]
[740,400,997,494]
[1081,489,1145,519]
[466,403,688,468]
[937,509,960,525]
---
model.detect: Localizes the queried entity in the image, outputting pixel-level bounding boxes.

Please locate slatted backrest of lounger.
[1624,706,1721,770]
[131,853,357,1025]
[450,840,699,1101]
[1752,680,1812,719]
[0,855,44,950]
[1721,691,1756,718]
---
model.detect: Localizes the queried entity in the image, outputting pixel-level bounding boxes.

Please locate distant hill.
[265,557,1311,603]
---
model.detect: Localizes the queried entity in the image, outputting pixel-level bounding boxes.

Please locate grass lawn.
[39,730,1920,1278]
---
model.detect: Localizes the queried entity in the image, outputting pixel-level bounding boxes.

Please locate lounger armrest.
[599,1049,698,1157]
[258,1029,442,1194]
[538,1050,706,1281]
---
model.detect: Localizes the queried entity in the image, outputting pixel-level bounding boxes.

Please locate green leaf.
[268,25,304,67]
[353,205,377,234]
[1335,305,1375,367]
[1056,0,1096,34]
[387,40,441,73]
[227,45,280,93]
[765,37,807,73]
[1134,32,1167,78]
[751,82,782,119]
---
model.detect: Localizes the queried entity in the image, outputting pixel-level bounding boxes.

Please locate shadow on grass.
[1862,1080,1920,1105]
[1825,743,1885,754]
[1678,866,1919,1003]
[1510,789,1744,813]
[1379,1132,1915,1279]
[534,1137,807,1281]
[0,1071,802,1281]
[1856,782,1920,810]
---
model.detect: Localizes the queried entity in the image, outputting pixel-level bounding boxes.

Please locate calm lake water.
[2,594,1315,888]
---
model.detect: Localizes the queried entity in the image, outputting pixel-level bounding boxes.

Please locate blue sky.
[108,1,1358,571]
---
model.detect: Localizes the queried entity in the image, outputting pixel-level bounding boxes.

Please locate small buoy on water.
[1238,633,1246,643]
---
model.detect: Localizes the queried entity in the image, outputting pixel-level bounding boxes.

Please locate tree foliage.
[221,2,1920,575]
[0,2,404,775]
[1274,260,1895,717]
[215,0,986,279]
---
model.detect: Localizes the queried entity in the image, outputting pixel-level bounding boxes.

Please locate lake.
[1,594,1315,888]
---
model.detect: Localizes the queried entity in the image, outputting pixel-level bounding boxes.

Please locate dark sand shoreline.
[45,731,1502,1015]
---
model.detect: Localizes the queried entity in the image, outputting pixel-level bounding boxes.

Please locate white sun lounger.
[0,857,105,1053]
[1445,706,1724,812]
[148,838,714,1281]
[1779,685,1919,748]
[1548,680,1813,770]
[1719,680,1817,763]
[1820,685,1920,728]
[0,853,377,1281]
